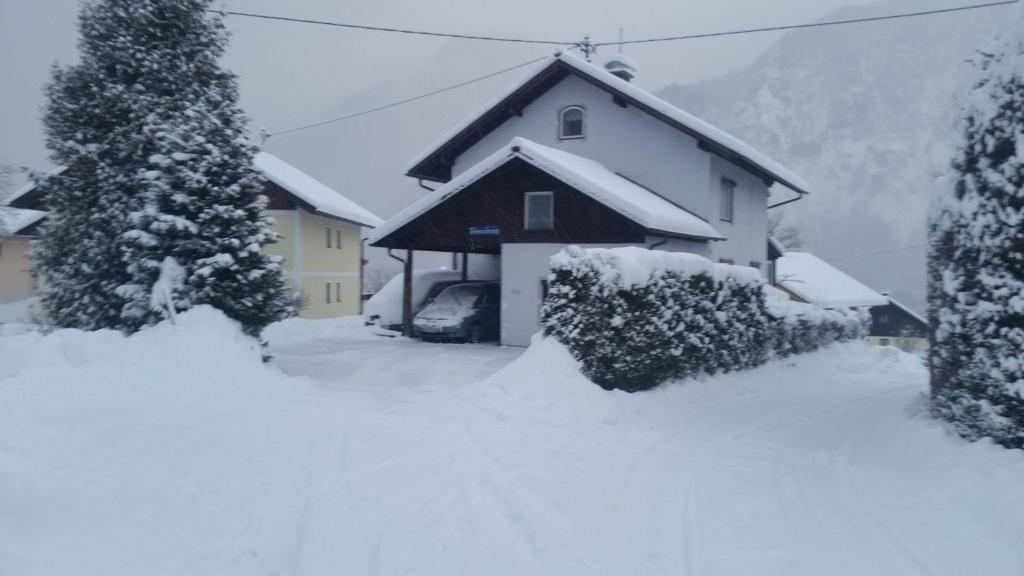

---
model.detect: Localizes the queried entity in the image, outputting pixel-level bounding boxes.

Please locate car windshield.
[431,285,484,308]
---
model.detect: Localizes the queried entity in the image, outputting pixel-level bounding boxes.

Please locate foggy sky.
[1,0,877,274]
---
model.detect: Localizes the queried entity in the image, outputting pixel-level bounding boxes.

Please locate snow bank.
[364,269,462,328]
[0,307,323,575]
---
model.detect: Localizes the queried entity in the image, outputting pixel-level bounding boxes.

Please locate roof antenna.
[578,36,595,61]
[258,127,270,146]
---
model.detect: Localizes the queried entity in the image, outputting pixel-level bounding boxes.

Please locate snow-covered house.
[0,208,45,304]
[371,50,810,346]
[775,251,927,351]
[4,153,381,319]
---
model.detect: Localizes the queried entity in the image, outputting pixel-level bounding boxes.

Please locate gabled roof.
[370,137,725,245]
[5,155,382,229]
[6,166,65,210]
[254,153,382,227]
[0,208,46,237]
[888,297,928,326]
[776,251,887,308]
[406,50,810,196]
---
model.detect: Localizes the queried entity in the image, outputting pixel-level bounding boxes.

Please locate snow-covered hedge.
[542,246,867,392]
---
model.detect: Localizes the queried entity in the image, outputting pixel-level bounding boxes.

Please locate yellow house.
[253,152,382,318]
[0,208,45,304]
[3,155,381,319]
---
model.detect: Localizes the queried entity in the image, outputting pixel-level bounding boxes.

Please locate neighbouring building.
[370,50,811,346]
[4,153,381,319]
[0,208,45,304]
[775,250,928,352]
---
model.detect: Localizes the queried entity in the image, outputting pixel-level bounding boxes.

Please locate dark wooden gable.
[374,157,648,253]
[868,302,928,338]
[261,179,300,211]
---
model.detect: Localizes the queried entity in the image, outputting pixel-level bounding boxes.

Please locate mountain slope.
[658,0,1003,312]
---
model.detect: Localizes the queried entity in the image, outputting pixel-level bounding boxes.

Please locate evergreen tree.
[930,16,1024,449]
[35,0,291,336]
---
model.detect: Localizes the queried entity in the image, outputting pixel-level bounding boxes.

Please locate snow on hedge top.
[372,137,725,244]
[0,207,46,236]
[406,50,810,195]
[550,245,762,290]
[254,152,382,228]
[776,251,887,308]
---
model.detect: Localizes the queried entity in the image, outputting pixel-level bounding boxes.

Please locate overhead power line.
[209,9,571,46]
[598,0,1017,46]
[826,243,928,263]
[268,56,550,139]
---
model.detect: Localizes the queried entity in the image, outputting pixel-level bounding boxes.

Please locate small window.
[749,261,762,270]
[559,106,585,140]
[524,191,554,230]
[720,178,735,222]
[335,229,342,250]
[325,282,331,303]
[718,257,734,265]
[879,338,891,346]
[326,227,332,248]
[335,282,341,302]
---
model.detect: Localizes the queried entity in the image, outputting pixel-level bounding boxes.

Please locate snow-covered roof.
[0,208,46,237]
[406,50,810,195]
[253,152,382,228]
[888,296,927,326]
[371,137,725,245]
[776,251,887,308]
[4,166,65,209]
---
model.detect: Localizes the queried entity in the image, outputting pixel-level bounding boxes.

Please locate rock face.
[657,0,1004,312]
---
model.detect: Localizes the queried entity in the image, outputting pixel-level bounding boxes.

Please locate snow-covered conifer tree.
[36,0,291,336]
[930,11,1024,449]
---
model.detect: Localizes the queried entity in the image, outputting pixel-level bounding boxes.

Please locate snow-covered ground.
[2,310,1021,575]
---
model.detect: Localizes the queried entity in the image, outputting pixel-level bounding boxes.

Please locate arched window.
[559,106,585,140]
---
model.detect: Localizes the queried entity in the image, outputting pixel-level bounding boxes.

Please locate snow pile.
[364,269,462,329]
[0,307,323,575]
[544,246,865,391]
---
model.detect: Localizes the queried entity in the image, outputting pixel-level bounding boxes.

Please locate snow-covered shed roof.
[0,208,46,237]
[371,137,725,245]
[406,50,810,196]
[254,153,382,228]
[776,251,888,309]
[888,296,927,326]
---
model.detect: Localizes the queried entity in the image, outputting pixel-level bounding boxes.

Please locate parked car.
[364,270,463,331]
[413,282,500,343]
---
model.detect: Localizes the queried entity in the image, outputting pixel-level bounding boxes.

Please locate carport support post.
[402,250,414,337]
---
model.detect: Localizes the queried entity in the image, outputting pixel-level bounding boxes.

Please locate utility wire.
[267,56,550,139]
[598,0,1017,46]
[826,243,928,263]
[210,9,571,45]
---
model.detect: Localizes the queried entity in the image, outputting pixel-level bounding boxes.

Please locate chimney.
[603,54,638,82]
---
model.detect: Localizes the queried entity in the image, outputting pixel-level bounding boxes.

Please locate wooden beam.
[461,252,468,281]
[402,250,414,337]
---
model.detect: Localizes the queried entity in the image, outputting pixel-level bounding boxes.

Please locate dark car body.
[413,282,500,342]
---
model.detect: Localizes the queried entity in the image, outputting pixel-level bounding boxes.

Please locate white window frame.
[720,178,735,223]
[558,105,586,140]
[524,191,555,231]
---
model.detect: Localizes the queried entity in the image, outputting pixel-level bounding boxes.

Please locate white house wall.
[450,74,770,268]
[707,154,770,268]
[501,242,642,347]
[452,75,712,217]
